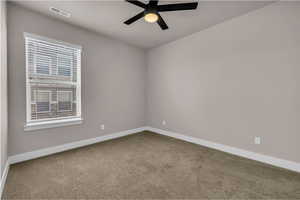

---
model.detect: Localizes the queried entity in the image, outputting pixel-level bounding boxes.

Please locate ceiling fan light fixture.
[144,13,158,23]
[124,0,198,30]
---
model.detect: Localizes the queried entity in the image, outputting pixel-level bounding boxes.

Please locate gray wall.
[7,3,146,156]
[147,2,300,163]
[0,0,8,176]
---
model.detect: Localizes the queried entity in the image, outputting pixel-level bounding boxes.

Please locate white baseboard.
[5,126,300,182]
[146,127,300,173]
[1,125,298,198]
[9,127,147,164]
[0,160,9,198]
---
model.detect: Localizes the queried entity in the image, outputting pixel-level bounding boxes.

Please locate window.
[24,33,82,130]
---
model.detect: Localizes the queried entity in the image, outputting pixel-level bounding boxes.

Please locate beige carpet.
[2,131,300,199]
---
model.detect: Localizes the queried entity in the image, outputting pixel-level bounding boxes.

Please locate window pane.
[36,91,50,113]
[58,55,72,77]
[58,91,72,111]
[58,91,72,101]
[37,102,50,112]
[58,102,72,111]
[36,55,51,75]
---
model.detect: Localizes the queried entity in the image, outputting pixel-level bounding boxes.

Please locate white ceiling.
[12,1,273,49]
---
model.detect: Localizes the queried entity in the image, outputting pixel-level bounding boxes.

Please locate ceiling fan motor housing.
[144,7,157,15]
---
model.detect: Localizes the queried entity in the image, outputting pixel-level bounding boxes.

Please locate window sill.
[24,118,83,131]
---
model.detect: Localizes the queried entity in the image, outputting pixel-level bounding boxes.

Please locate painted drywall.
[12,1,273,49]
[0,0,8,177]
[147,2,300,163]
[7,3,146,156]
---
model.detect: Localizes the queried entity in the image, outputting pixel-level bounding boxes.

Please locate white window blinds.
[25,33,82,126]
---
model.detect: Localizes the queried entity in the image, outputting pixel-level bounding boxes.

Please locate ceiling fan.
[124,0,198,30]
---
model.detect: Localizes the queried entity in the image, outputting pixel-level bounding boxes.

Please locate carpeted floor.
[2,131,300,199]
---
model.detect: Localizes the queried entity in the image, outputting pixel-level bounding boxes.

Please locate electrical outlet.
[101,124,105,130]
[254,136,261,145]
[162,120,166,126]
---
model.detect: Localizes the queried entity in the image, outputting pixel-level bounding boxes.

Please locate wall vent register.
[49,7,71,18]
[24,33,82,130]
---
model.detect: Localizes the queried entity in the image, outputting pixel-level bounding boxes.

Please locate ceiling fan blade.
[149,0,159,7]
[125,0,146,9]
[124,11,144,25]
[157,13,168,30]
[158,2,198,12]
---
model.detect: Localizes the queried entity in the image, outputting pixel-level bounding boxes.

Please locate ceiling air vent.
[49,7,71,18]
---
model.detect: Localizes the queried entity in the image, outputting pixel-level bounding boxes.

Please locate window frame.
[24,33,82,131]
